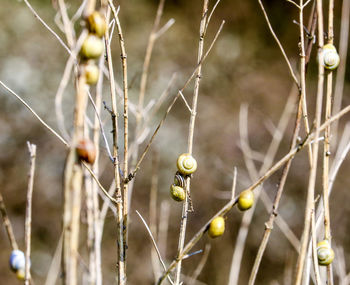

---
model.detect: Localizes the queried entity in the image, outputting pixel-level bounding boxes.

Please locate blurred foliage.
[1,0,350,284]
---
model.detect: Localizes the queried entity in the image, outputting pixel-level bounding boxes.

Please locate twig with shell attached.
[294,0,324,283]
[126,20,225,183]
[157,106,350,284]
[174,1,209,283]
[247,2,318,283]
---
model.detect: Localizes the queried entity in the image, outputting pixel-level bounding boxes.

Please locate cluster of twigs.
[1,0,350,284]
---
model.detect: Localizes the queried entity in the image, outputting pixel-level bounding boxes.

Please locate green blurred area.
[1,0,350,284]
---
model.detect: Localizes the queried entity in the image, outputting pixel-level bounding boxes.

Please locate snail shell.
[174,172,186,188]
[237,189,254,211]
[76,139,96,164]
[84,62,99,85]
[176,153,197,175]
[317,239,334,266]
[9,250,25,272]
[320,44,340,70]
[86,11,107,38]
[208,216,225,238]
[170,185,186,202]
[80,35,104,60]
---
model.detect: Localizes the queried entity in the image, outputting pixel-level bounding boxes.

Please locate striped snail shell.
[237,189,254,211]
[9,250,26,272]
[176,153,197,175]
[317,239,334,266]
[170,184,186,202]
[174,172,186,188]
[320,44,340,70]
[208,216,225,238]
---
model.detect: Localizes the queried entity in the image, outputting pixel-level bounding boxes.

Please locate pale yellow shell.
[208,216,225,238]
[84,62,100,85]
[170,185,185,202]
[321,44,340,70]
[317,240,335,266]
[237,189,254,211]
[80,35,104,59]
[176,153,197,175]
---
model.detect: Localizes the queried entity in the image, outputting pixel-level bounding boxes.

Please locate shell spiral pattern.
[176,153,197,175]
[317,240,335,266]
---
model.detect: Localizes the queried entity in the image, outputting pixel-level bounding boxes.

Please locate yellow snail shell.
[84,62,99,85]
[176,153,197,175]
[317,239,334,266]
[320,44,340,70]
[170,185,185,202]
[237,189,254,211]
[80,35,104,60]
[174,172,186,188]
[208,216,225,238]
[86,11,107,38]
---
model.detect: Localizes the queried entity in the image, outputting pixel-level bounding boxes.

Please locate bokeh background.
[1,0,350,284]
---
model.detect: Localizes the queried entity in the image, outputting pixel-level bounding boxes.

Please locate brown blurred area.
[1,0,350,284]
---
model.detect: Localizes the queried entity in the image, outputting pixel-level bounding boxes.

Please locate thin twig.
[188,244,211,285]
[149,153,161,281]
[323,0,335,282]
[82,162,119,204]
[0,80,68,146]
[175,1,209,283]
[311,208,322,285]
[108,3,130,268]
[104,5,125,283]
[24,142,36,285]
[23,0,72,55]
[135,210,174,285]
[332,0,350,143]
[0,192,18,250]
[44,234,63,285]
[257,0,300,86]
[248,90,303,285]
[294,0,324,282]
[87,90,113,161]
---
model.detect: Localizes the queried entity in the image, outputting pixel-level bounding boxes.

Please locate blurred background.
[1,0,350,284]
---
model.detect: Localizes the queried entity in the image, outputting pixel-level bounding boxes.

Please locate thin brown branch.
[104,6,125,283]
[0,192,18,250]
[294,0,324,282]
[175,1,209,283]
[24,143,36,285]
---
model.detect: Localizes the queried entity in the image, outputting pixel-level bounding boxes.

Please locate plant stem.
[104,6,125,283]
[323,0,334,283]
[294,0,324,283]
[24,143,36,285]
[174,1,209,284]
